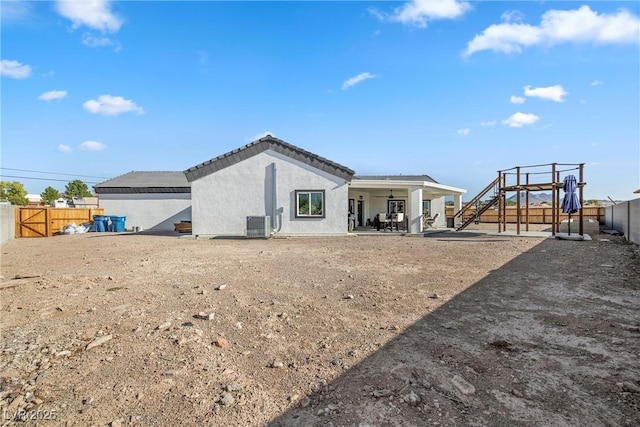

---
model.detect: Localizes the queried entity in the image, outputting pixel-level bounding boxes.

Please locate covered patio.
[348,175,466,234]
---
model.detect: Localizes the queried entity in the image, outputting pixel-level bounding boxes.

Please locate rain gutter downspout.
[271,163,278,235]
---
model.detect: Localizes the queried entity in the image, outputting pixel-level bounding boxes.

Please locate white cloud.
[57,144,72,153]
[251,131,276,141]
[38,90,68,101]
[55,0,122,32]
[79,140,106,151]
[371,0,472,28]
[342,72,378,90]
[590,79,603,86]
[83,95,144,116]
[457,128,470,136]
[524,84,568,102]
[501,10,524,23]
[502,112,540,128]
[480,120,497,127]
[1,1,33,22]
[81,33,120,50]
[464,5,640,56]
[510,95,526,104]
[0,59,32,79]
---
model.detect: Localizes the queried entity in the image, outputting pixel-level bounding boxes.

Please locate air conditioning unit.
[246,216,271,239]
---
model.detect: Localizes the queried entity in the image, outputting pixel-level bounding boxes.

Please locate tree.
[585,199,600,206]
[41,186,60,205]
[0,181,29,205]
[64,180,92,199]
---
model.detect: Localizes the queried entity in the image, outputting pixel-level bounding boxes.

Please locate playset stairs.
[453,176,500,231]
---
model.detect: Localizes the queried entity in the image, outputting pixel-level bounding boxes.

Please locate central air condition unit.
[246,216,271,239]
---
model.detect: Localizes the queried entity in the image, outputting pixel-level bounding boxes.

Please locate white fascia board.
[350,179,466,195]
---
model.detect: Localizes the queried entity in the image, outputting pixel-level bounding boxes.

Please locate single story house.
[94,171,191,232]
[94,136,465,236]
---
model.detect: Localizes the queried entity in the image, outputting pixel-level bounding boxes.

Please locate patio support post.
[408,186,423,234]
[453,194,462,228]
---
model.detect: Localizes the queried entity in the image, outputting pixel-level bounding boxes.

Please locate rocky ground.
[0,228,638,426]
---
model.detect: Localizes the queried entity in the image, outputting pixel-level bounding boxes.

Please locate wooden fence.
[446,206,604,224]
[15,207,104,238]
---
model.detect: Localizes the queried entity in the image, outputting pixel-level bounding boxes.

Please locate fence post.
[46,208,52,237]
[14,207,20,238]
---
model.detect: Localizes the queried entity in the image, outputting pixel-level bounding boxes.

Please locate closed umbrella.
[561,174,581,235]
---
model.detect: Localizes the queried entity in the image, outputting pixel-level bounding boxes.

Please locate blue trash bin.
[109,216,126,232]
[92,215,108,232]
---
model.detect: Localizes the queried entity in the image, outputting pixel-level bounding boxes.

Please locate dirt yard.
[1,229,639,426]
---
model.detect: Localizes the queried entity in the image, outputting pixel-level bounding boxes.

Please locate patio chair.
[393,212,405,231]
[378,213,391,232]
[423,213,440,229]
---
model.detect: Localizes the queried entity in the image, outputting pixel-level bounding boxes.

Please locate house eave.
[349,179,466,195]
[184,136,355,183]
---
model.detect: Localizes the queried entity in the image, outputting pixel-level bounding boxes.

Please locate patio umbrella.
[561,174,581,235]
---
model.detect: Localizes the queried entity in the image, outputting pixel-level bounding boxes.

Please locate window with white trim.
[296,190,325,218]
[423,200,431,217]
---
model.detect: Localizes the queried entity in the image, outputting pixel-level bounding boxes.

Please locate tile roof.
[94,171,191,194]
[184,135,355,182]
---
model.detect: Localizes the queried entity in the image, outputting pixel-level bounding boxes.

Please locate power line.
[0,175,101,184]
[0,167,109,179]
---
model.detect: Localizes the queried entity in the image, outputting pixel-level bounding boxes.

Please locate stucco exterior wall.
[191,150,349,236]
[426,196,447,227]
[604,198,640,245]
[0,204,15,245]
[98,193,191,232]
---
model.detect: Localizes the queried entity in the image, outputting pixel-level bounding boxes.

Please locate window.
[388,200,405,214]
[423,200,431,217]
[296,190,325,218]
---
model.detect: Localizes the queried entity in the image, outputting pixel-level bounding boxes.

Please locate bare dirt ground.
[1,228,639,426]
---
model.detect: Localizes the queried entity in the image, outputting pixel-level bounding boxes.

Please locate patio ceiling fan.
[373,190,395,199]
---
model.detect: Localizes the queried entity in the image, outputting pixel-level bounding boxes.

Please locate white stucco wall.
[191,150,350,236]
[99,193,191,232]
[425,195,447,227]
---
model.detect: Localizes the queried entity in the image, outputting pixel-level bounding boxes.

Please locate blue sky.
[1,0,639,201]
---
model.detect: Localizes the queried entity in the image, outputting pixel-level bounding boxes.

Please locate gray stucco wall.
[98,193,191,232]
[191,150,350,236]
[0,204,15,245]
[604,198,640,245]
